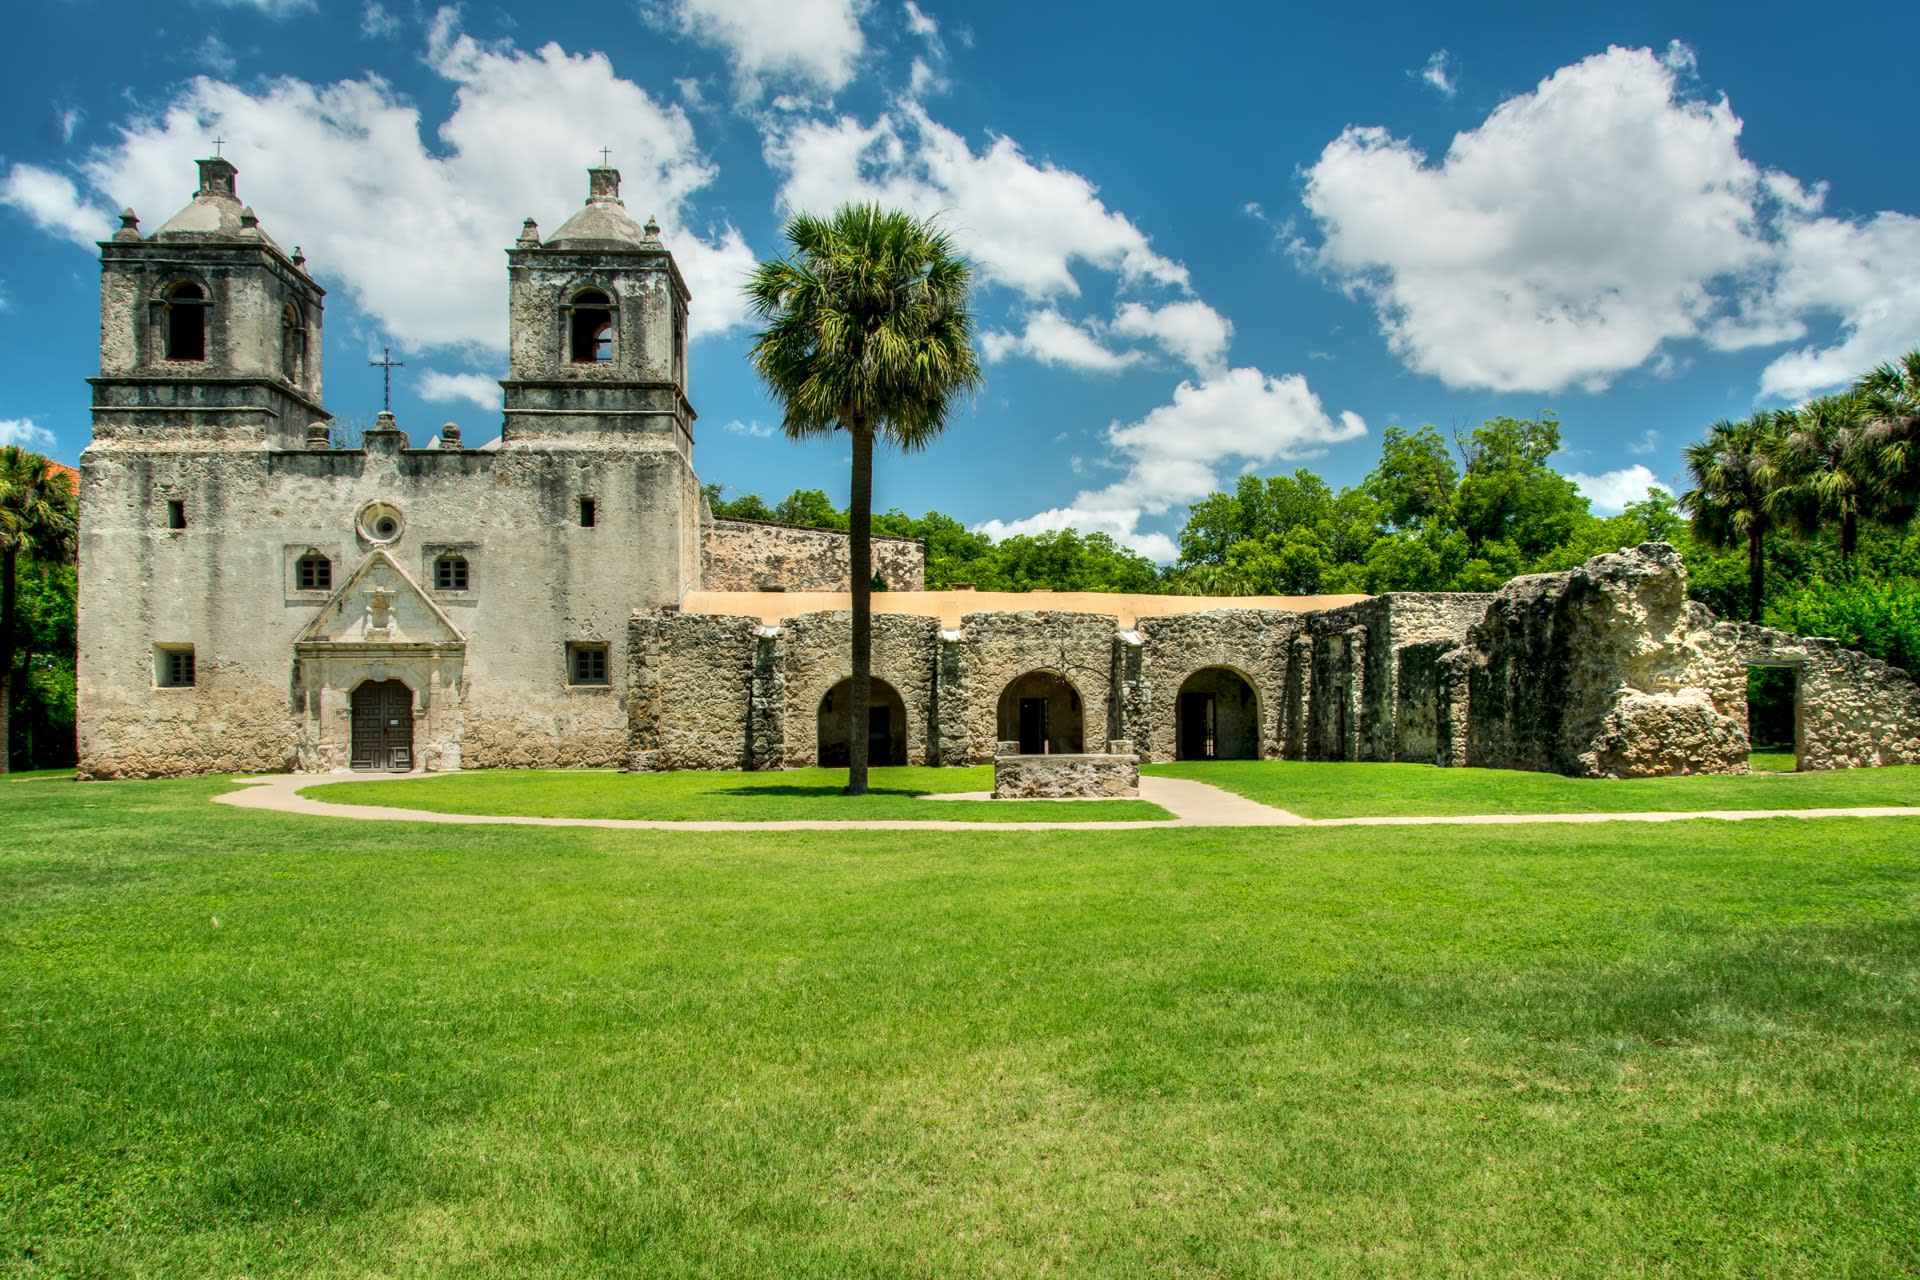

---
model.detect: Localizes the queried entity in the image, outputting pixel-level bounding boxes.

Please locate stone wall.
[702,518,926,592]
[628,612,760,770]
[957,610,1117,763]
[1460,544,1748,777]
[777,611,941,767]
[992,751,1140,799]
[1126,610,1299,761]
[1715,621,1920,769]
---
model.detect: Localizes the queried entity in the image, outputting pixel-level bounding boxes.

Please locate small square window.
[579,497,597,528]
[296,553,331,591]
[156,646,195,688]
[435,555,470,591]
[166,499,186,530]
[568,643,609,686]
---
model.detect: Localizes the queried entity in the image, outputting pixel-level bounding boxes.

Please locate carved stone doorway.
[351,679,415,771]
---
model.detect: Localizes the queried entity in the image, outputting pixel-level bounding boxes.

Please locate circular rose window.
[358,501,405,545]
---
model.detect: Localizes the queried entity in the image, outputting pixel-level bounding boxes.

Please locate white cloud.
[765,105,1189,300]
[0,419,57,449]
[360,1,401,38]
[4,13,755,355]
[417,371,500,409]
[201,0,314,14]
[1302,45,1772,394]
[902,0,937,40]
[975,367,1366,559]
[1627,429,1659,456]
[1111,299,1233,376]
[195,33,239,76]
[981,308,1139,372]
[655,0,868,99]
[1416,50,1457,99]
[723,418,778,437]
[1570,464,1672,514]
[57,106,84,145]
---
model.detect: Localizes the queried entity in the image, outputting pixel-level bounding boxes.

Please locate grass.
[1751,750,1799,773]
[1144,759,1920,818]
[302,765,1171,822]
[3,771,1919,1276]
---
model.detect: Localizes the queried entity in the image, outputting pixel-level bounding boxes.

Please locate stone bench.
[992,740,1140,799]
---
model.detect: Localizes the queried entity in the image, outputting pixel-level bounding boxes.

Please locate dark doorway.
[995,670,1084,754]
[1018,697,1048,754]
[1175,667,1260,760]
[351,679,415,771]
[817,677,907,767]
[1746,665,1800,771]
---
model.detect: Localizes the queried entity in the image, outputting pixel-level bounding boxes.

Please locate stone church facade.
[76,158,1920,781]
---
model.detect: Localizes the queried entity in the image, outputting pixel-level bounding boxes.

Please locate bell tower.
[500,166,694,451]
[91,155,327,448]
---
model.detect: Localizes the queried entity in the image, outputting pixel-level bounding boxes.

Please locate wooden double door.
[351,680,415,771]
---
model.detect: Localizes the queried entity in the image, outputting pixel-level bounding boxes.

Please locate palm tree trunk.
[846,425,874,796]
[1747,524,1765,624]
[0,547,15,775]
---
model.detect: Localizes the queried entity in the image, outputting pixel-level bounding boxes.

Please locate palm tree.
[1680,414,1786,623]
[745,205,981,795]
[1855,347,1920,528]
[1772,392,1876,575]
[1,447,78,774]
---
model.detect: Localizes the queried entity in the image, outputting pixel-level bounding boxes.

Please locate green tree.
[1681,414,1786,623]
[1774,395,1877,574]
[745,204,981,795]
[1855,348,1920,528]
[1,448,77,774]
[702,484,775,522]
[1365,425,1457,531]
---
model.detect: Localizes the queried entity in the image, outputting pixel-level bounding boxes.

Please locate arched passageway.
[1174,667,1260,760]
[996,669,1085,754]
[350,679,415,771]
[817,677,908,767]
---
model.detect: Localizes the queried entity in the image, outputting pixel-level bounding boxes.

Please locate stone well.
[992,739,1141,799]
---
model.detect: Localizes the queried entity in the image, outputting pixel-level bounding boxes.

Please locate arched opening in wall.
[817,677,907,768]
[996,670,1084,754]
[1746,664,1801,772]
[162,281,208,361]
[1175,667,1260,761]
[568,288,615,363]
[350,678,415,772]
[282,303,307,382]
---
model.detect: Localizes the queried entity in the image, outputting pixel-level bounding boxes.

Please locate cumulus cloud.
[723,418,778,437]
[765,104,1189,299]
[1302,45,1771,394]
[976,367,1366,559]
[201,0,314,15]
[0,419,57,449]
[417,370,500,409]
[1570,464,1672,514]
[654,0,868,98]
[981,308,1139,372]
[360,1,401,38]
[1,12,755,355]
[1111,299,1233,376]
[1416,50,1457,98]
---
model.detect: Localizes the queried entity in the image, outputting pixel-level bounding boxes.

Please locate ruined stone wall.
[1715,621,1920,769]
[701,518,926,592]
[955,610,1118,763]
[1128,611,1297,762]
[777,611,940,767]
[1393,640,1450,767]
[1294,595,1487,763]
[1462,544,1748,777]
[627,612,760,770]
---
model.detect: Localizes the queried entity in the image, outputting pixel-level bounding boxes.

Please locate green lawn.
[1751,750,1799,773]
[1145,758,1920,818]
[302,765,1171,823]
[4,772,1919,1277]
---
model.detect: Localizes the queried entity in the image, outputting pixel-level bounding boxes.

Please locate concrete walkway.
[213,771,1920,832]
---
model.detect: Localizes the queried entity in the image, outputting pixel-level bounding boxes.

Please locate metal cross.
[369,346,405,412]
[599,147,612,167]
[212,137,226,156]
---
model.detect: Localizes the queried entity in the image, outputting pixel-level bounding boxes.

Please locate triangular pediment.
[296,548,466,647]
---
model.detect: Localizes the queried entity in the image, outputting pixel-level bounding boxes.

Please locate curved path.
[214,772,1920,832]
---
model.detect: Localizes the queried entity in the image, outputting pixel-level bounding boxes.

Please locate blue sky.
[6,0,1919,558]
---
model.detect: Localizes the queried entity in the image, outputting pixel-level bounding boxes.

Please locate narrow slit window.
[296,553,331,591]
[282,304,307,381]
[162,282,208,362]
[166,499,187,530]
[435,555,470,592]
[579,497,596,528]
[568,288,615,364]
[156,646,196,688]
[568,643,609,686]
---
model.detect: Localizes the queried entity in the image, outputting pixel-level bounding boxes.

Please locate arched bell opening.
[995,669,1084,754]
[817,677,907,768]
[1174,666,1260,760]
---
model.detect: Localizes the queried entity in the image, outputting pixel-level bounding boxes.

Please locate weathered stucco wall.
[702,518,926,592]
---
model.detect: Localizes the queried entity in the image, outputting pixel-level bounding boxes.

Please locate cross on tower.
[369,346,406,412]
[599,147,612,167]
[212,137,226,156]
